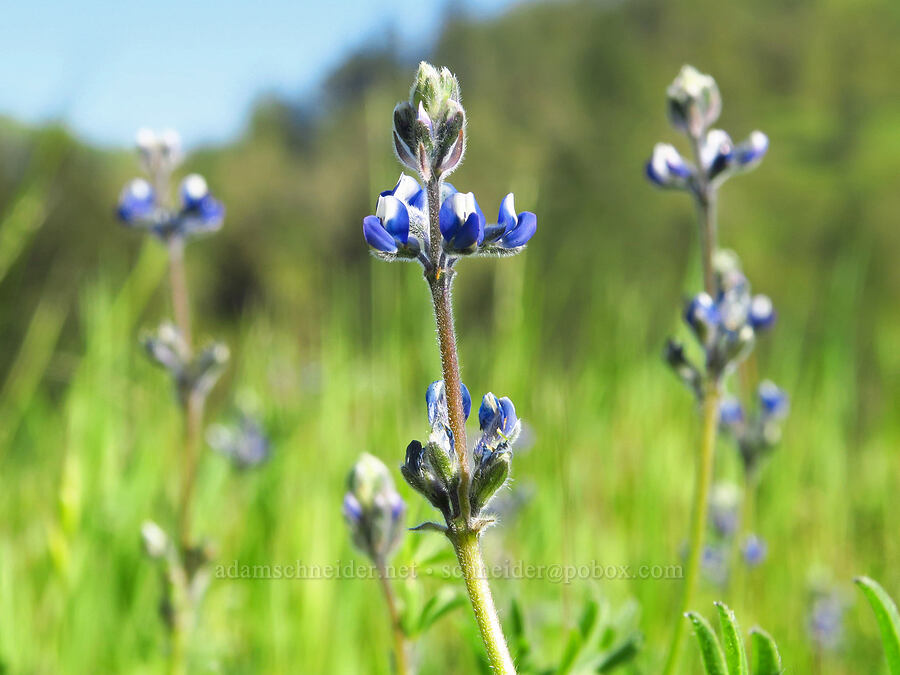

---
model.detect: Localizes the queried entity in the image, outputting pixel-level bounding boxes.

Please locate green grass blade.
[714,602,749,675]
[749,627,783,675]
[416,587,466,634]
[855,576,900,674]
[686,612,728,675]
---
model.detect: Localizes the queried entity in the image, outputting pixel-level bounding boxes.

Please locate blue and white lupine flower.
[363,195,415,255]
[344,453,407,562]
[117,178,156,222]
[700,544,729,586]
[439,191,486,254]
[207,412,271,470]
[701,129,769,187]
[684,292,720,347]
[177,174,225,235]
[807,586,845,651]
[381,173,427,211]
[749,293,776,331]
[117,171,225,240]
[718,395,745,428]
[700,129,734,183]
[759,380,789,420]
[482,193,537,250]
[708,482,740,539]
[426,379,472,427]
[475,392,520,459]
[666,65,722,138]
[732,131,769,172]
[719,379,790,475]
[742,534,767,567]
[646,143,694,190]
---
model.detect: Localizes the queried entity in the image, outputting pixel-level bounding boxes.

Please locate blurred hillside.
[0,0,899,671]
[1,0,898,382]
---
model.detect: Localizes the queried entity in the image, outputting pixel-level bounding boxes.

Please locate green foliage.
[855,577,900,674]
[749,628,782,675]
[687,603,782,675]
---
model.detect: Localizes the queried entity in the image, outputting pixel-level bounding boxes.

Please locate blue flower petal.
[500,211,537,248]
[479,393,499,431]
[376,195,410,244]
[758,380,789,419]
[497,193,517,234]
[749,294,776,330]
[363,215,398,253]
[719,396,744,425]
[117,178,155,222]
[461,382,472,421]
[498,396,517,435]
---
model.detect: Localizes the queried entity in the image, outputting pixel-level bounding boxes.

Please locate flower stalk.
[647,65,778,674]
[376,557,411,675]
[425,177,515,673]
[365,62,535,673]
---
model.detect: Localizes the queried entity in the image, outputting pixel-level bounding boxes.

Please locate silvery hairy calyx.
[645,66,788,674]
[118,129,265,671]
[358,62,536,674]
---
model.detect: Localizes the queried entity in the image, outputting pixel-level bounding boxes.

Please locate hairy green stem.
[663,382,720,675]
[376,559,411,675]
[166,235,205,673]
[425,177,515,674]
[452,530,516,674]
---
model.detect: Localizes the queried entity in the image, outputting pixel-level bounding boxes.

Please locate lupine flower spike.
[647,68,785,675]
[355,62,533,673]
[117,128,234,672]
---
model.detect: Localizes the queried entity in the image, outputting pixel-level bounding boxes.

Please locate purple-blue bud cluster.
[402,380,521,522]
[207,413,271,470]
[142,323,229,404]
[719,380,790,475]
[363,173,536,262]
[118,173,225,241]
[344,454,406,563]
[646,65,768,194]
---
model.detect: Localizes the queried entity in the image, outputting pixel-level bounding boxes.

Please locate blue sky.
[1,0,520,148]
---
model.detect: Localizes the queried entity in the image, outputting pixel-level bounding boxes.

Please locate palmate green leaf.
[855,576,900,674]
[686,612,728,675]
[715,602,749,675]
[749,627,783,675]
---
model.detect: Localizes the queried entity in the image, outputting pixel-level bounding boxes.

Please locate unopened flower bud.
[393,62,467,180]
[749,294,776,331]
[684,293,720,346]
[344,453,406,562]
[742,534,767,567]
[141,520,169,559]
[666,65,721,138]
[401,440,454,518]
[470,448,511,517]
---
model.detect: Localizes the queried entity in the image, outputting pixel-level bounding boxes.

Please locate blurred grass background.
[1,0,899,671]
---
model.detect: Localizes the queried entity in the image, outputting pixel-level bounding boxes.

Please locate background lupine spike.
[344,453,406,562]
